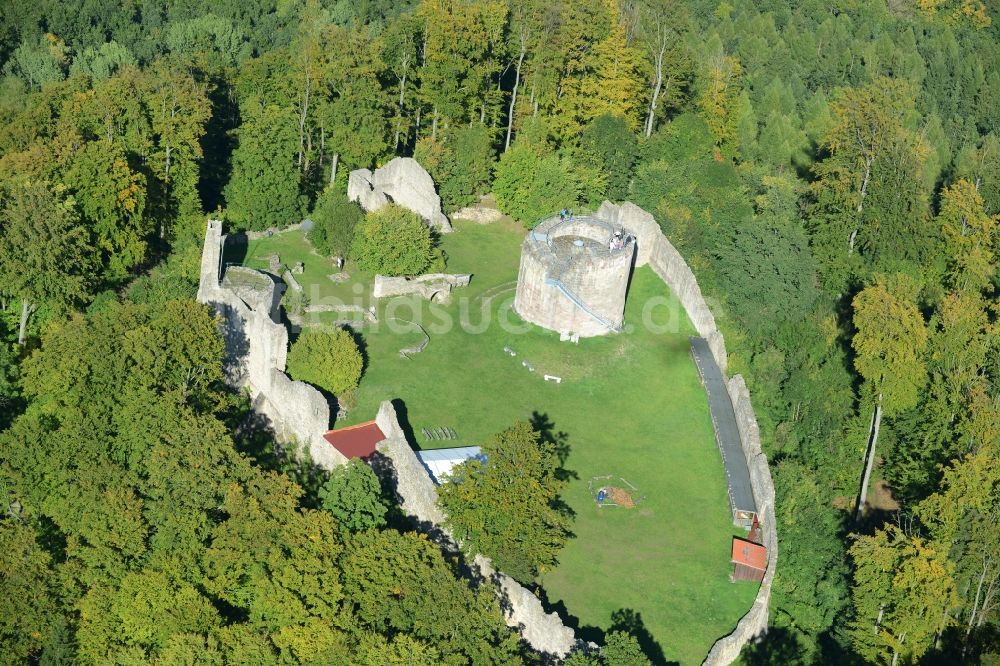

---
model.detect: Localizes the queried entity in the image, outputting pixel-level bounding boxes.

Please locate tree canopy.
[438,421,572,583]
[0,0,998,661]
[350,204,438,276]
[287,327,364,397]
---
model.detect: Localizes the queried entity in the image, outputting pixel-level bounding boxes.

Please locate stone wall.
[201,220,576,656]
[200,199,775,664]
[700,377,779,665]
[595,202,777,666]
[374,401,577,658]
[348,157,452,232]
[197,220,346,469]
[372,273,472,302]
[595,201,728,373]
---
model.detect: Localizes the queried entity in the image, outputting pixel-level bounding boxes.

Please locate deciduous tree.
[0,523,61,662]
[809,78,932,289]
[848,526,958,666]
[414,123,495,211]
[916,451,1000,656]
[939,178,997,294]
[319,459,388,532]
[349,204,437,276]
[308,189,363,260]
[0,181,94,345]
[225,103,303,231]
[339,528,522,665]
[287,327,363,397]
[3,33,67,90]
[493,142,604,226]
[852,274,928,521]
[578,113,639,201]
[65,140,150,280]
[438,421,571,583]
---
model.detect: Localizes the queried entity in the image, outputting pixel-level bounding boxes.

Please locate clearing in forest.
[236,219,757,665]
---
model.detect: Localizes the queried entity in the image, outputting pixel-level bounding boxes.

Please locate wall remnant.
[203,220,573,656]
[197,220,346,470]
[200,197,775,665]
[303,303,377,322]
[596,201,728,374]
[221,266,282,318]
[372,273,471,302]
[451,203,504,224]
[348,157,452,232]
[595,202,777,666]
[373,401,578,658]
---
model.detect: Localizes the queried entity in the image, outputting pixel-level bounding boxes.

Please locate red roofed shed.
[731,537,767,583]
[323,421,386,460]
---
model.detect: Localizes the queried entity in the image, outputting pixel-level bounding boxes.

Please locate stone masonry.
[199,202,775,665]
[374,401,578,658]
[197,220,346,470]
[348,157,452,232]
[596,201,728,373]
[372,273,471,302]
[514,215,635,337]
[595,202,777,666]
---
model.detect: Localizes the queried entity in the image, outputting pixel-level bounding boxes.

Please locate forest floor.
[236,219,758,664]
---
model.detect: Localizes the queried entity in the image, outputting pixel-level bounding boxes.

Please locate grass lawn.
[237,219,758,664]
[224,227,378,309]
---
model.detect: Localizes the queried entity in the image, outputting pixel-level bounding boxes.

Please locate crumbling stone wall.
[701,376,778,665]
[197,220,346,469]
[596,201,727,373]
[372,273,471,302]
[596,202,777,666]
[374,401,577,658]
[201,199,775,664]
[348,157,452,232]
[203,220,574,655]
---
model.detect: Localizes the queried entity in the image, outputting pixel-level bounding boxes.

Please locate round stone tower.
[513,214,635,337]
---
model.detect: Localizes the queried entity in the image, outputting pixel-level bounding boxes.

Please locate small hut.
[730,537,767,583]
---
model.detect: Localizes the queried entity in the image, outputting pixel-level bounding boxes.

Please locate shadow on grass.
[533,588,674,665]
[338,324,370,379]
[530,411,577,481]
[530,411,577,527]
[609,608,673,666]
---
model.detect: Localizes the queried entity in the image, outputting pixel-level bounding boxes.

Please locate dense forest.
[0,0,997,664]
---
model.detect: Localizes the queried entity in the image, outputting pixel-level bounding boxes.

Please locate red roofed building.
[731,537,767,583]
[323,421,386,460]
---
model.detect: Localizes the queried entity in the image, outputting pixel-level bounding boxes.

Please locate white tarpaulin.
[415,446,485,484]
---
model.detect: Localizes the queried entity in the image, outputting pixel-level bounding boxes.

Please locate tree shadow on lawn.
[530,410,573,472]
[346,325,370,379]
[535,593,675,666]
[530,411,577,522]
[608,608,673,666]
